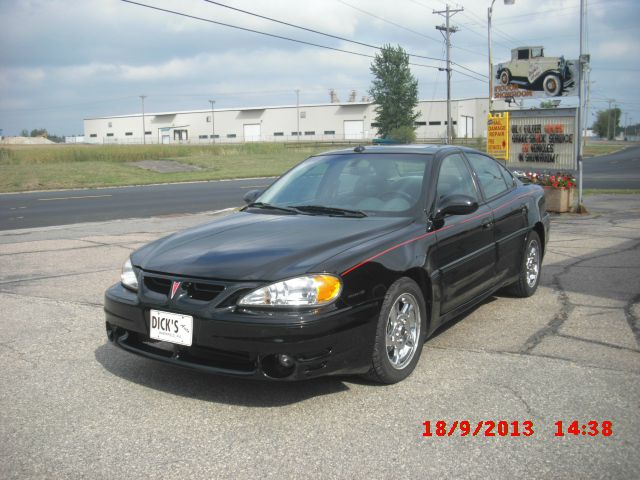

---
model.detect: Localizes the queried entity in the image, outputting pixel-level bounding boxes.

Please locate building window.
[227,133,236,138]
[300,111,306,119]
[444,121,458,125]
[291,131,300,136]
[106,133,114,137]
[206,116,211,122]
[371,122,380,128]
[414,121,426,126]
[145,131,152,135]
[125,132,133,136]
[108,122,112,128]
[89,134,97,138]
[274,132,284,136]
[212,134,220,139]
[304,131,315,135]
[429,121,441,126]
[199,135,209,139]
[324,130,335,135]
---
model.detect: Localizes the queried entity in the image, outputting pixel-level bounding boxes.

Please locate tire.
[499,70,511,85]
[543,74,562,96]
[507,231,542,298]
[366,278,427,384]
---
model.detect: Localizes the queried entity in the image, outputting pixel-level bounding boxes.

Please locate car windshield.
[256,153,430,216]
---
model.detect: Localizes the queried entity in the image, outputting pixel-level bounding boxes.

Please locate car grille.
[143,274,225,302]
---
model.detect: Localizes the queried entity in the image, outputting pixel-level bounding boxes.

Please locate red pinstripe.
[340,192,534,277]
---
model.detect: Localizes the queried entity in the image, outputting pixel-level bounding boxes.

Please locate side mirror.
[243,189,263,204]
[435,194,479,218]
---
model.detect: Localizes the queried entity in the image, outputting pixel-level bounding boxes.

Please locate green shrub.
[388,126,417,144]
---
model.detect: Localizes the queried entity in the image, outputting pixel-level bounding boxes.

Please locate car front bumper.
[104,283,380,381]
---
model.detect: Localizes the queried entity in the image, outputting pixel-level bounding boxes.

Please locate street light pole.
[295,89,300,142]
[209,100,215,144]
[140,95,147,144]
[488,0,515,114]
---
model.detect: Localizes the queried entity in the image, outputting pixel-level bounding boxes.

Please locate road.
[583,145,640,189]
[0,146,638,231]
[0,194,638,479]
[0,178,272,230]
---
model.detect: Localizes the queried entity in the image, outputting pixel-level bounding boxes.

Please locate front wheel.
[507,231,542,298]
[543,74,562,96]
[366,278,427,384]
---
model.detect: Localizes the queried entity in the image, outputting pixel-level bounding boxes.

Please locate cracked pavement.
[0,195,638,479]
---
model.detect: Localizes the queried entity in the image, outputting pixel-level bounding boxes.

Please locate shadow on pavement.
[94,343,351,406]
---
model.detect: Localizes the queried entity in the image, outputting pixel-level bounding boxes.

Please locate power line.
[120,0,485,82]
[201,0,448,63]
[337,0,443,44]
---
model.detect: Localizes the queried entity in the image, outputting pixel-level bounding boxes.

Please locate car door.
[464,152,528,286]
[432,152,496,314]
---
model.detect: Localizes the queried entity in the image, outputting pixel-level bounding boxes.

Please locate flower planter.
[543,187,574,213]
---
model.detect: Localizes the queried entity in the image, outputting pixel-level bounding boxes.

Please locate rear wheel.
[366,278,427,384]
[499,70,511,85]
[507,231,542,297]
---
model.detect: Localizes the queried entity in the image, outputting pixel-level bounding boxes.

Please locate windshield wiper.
[243,202,299,214]
[290,205,367,218]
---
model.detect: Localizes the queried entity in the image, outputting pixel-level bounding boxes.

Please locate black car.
[105,145,550,384]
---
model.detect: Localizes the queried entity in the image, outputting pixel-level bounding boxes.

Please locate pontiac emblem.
[170,281,181,299]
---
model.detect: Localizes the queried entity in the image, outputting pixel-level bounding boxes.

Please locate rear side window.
[465,153,509,199]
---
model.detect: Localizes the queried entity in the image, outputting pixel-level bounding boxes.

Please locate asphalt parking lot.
[1,195,639,479]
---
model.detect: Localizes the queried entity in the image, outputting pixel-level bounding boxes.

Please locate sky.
[0,0,638,136]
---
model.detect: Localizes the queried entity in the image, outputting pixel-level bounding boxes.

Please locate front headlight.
[238,274,342,307]
[121,257,138,292]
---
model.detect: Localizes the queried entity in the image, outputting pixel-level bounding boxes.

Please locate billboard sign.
[487,112,509,160]
[493,46,578,99]
[494,108,578,171]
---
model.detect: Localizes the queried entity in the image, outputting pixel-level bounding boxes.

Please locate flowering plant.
[522,171,576,189]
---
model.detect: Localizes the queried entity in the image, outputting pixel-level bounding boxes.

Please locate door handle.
[481,220,493,230]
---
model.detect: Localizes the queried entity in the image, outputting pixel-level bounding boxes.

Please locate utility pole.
[140,95,147,145]
[624,112,629,139]
[209,100,215,144]
[434,4,463,144]
[295,89,300,142]
[606,99,615,140]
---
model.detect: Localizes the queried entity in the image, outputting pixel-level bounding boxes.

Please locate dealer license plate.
[149,309,193,346]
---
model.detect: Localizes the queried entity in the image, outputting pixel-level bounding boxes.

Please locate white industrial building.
[83,97,500,145]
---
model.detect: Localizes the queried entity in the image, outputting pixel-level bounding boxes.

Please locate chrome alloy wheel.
[385,293,421,370]
[525,239,540,288]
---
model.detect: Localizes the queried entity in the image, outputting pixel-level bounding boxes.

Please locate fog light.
[277,354,294,368]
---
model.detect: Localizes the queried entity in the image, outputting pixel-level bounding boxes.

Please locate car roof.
[316,144,484,156]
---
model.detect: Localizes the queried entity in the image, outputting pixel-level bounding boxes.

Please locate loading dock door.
[344,120,364,140]
[243,124,261,142]
[460,115,474,138]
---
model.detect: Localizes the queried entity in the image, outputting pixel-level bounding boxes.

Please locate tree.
[20,129,29,137]
[539,100,557,109]
[369,45,419,139]
[30,128,48,138]
[592,108,621,140]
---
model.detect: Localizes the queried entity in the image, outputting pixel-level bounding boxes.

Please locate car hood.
[132,211,410,281]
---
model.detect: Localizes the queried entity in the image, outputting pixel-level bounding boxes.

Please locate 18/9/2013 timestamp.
[422,420,613,437]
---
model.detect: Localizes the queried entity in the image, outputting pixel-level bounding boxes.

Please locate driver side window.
[436,154,478,208]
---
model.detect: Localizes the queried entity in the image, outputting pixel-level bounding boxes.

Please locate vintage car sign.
[493,46,579,98]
